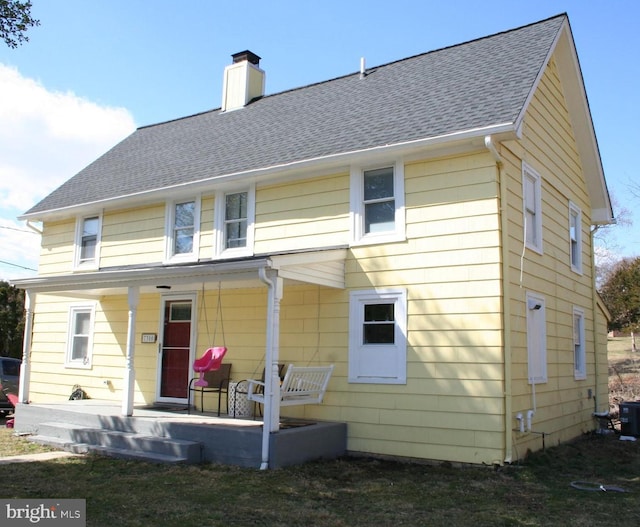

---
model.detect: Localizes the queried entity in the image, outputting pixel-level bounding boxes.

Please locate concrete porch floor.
[12,400,347,469]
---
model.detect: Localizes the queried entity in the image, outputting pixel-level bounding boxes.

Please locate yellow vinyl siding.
[254,173,350,253]
[100,204,165,267]
[199,195,214,256]
[38,220,75,275]
[338,151,505,463]
[502,55,598,456]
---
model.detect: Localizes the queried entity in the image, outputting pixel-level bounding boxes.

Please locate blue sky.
[0,0,638,280]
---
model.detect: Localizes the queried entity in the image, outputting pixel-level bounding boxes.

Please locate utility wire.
[0,225,38,234]
[0,259,37,271]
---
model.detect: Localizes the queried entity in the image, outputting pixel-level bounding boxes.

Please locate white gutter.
[485,135,513,464]
[25,220,43,235]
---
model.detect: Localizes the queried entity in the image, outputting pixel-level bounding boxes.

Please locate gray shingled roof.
[25,14,566,217]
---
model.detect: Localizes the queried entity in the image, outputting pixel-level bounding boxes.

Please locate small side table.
[228,381,254,418]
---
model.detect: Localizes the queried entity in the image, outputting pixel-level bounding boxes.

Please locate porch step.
[28,422,203,464]
[26,435,91,455]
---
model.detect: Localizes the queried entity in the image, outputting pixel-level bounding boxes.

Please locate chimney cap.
[232,50,261,66]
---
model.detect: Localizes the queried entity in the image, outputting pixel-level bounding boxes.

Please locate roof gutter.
[485,135,514,465]
[25,220,43,235]
[20,123,518,222]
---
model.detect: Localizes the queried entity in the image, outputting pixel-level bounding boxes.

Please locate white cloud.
[0,64,137,281]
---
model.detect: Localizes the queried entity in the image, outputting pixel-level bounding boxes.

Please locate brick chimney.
[221,50,265,111]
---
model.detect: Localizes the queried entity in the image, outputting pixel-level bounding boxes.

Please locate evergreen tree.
[0,281,25,358]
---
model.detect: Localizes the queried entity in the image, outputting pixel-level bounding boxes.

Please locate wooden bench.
[246,364,334,407]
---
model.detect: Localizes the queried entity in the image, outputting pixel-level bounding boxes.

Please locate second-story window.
[174,201,195,254]
[364,167,395,234]
[569,202,582,273]
[214,185,255,258]
[350,161,405,245]
[523,163,543,254]
[166,197,200,262]
[225,191,248,249]
[74,214,101,269]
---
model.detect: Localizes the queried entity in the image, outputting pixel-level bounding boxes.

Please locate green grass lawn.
[1,427,639,527]
[1,338,639,526]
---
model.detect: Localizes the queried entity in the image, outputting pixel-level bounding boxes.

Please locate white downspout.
[25,220,43,235]
[18,289,35,404]
[485,135,513,464]
[122,286,139,416]
[258,267,283,470]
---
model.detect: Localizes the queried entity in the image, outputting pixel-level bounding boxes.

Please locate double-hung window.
[348,289,407,384]
[74,215,101,269]
[573,307,586,380]
[523,163,543,254]
[225,191,248,248]
[214,185,255,257]
[569,202,582,273]
[165,197,200,262]
[66,304,95,368]
[351,162,405,244]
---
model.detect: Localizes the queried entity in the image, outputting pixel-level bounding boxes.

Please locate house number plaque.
[141,333,157,343]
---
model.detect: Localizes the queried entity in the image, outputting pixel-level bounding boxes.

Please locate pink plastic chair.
[193,347,227,387]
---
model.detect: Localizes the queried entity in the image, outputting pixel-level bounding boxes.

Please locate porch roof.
[11,247,347,296]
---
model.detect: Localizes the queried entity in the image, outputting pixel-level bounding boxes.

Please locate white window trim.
[65,303,96,369]
[522,163,543,255]
[213,184,255,259]
[73,214,102,270]
[573,306,586,380]
[350,161,405,246]
[164,196,201,263]
[526,292,547,384]
[348,288,407,384]
[569,201,583,274]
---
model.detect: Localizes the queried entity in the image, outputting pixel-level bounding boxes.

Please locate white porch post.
[258,268,283,470]
[18,289,35,404]
[122,286,139,416]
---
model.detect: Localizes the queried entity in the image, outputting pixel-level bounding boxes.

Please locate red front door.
[160,300,193,399]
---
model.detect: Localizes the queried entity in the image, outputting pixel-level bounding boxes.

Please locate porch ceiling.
[11,248,347,297]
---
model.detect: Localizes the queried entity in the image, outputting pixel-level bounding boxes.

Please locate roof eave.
[20,123,519,223]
